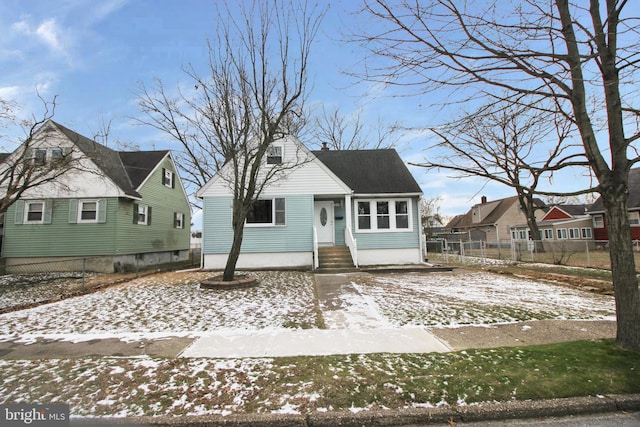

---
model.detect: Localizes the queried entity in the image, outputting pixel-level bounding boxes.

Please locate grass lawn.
[1,340,638,417]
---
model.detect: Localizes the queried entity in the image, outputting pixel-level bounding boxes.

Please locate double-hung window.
[134,204,151,225]
[593,215,604,228]
[79,201,98,222]
[557,228,568,239]
[34,149,47,165]
[68,199,106,224]
[15,200,52,225]
[395,201,409,229]
[355,199,413,232]
[26,201,44,223]
[543,229,554,240]
[174,212,185,229]
[581,228,592,239]
[569,228,580,239]
[376,201,390,229]
[162,168,175,188]
[246,198,285,226]
[267,145,283,164]
[357,201,372,230]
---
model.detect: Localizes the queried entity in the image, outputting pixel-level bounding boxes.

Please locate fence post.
[460,239,465,265]
[82,258,86,291]
[586,240,591,267]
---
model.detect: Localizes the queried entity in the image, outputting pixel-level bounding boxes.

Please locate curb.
[71,394,640,426]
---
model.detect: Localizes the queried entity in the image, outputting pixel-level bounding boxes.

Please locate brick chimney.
[321,142,329,151]
[481,195,487,204]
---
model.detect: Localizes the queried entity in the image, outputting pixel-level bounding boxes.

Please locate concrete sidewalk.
[179,327,450,358]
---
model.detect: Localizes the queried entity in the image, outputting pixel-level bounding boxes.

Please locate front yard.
[0,268,626,419]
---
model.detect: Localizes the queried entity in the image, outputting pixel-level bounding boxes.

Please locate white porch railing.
[312,226,319,270]
[345,225,358,267]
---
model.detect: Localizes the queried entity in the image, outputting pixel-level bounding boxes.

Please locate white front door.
[314,201,334,245]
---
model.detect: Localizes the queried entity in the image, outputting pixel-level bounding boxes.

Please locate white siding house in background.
[196,136,424,270]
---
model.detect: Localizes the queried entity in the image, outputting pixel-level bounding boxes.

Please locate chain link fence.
[425,238,632,270]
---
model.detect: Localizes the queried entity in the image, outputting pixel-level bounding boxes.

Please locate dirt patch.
[0,336,195,359]
[484,267,615,295]
[430,319,617,350]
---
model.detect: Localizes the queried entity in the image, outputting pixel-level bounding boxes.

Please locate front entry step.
[316,246,357,273]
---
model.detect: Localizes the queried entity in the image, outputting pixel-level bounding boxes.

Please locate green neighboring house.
[1,120,191,273]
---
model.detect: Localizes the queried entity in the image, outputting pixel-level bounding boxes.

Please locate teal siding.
[203,194,314,254]
[353,198,421,250]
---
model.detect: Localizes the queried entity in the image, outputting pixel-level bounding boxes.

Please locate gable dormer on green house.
[1,120,191,273]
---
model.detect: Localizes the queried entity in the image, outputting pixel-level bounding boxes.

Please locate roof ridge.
[47,120,139,197]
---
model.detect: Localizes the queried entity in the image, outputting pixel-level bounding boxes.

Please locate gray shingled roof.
[588,168,640,212]
[446,195,546,229]
[550,204,589,217]
[51,121,168,198]
[119,151,170,188]
[312,149,422,195]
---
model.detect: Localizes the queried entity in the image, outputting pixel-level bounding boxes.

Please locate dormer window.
[162,168,175,188]
[31,147,67,165]
[267,145,283,165]
[34,149,47,165]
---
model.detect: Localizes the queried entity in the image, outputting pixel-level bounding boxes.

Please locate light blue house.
[196,137,424,270]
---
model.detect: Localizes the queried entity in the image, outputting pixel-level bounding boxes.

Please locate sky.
[0,0,609,224]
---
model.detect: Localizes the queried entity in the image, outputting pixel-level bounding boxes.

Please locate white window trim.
[77,200,100,223]
[542,229,554,240]
[569,227,580,239]
[354,198,414,233]
[175,212,184,229]
[245,197,286,227]
[137,204,149,225]
[593,215,604,228]
[557,228,568,239]
[581,227,593,239]
[266,145,283,165]
[163,169,174,188]
[24,200,45,224]
[629,211,640,226]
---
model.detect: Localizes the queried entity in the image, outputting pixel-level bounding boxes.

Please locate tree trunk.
[223,210,246,281]
[601,189,640,351]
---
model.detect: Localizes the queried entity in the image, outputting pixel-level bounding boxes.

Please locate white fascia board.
[353,192,423,198]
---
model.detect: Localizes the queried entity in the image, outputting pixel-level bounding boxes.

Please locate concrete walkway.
[180,327,450,358]
[179,272,452,357]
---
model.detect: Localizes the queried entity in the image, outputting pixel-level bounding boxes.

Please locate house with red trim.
[587,168,640,241]
[510,204,592,241]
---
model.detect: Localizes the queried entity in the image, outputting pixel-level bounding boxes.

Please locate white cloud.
[0,86,21,99]
[35,18,64,52]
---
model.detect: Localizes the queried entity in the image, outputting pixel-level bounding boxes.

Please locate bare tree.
[419,99,588,249]
[136,0,325,281]
[0,95,78,215]
[420,196,445,239]
[358,0,640,350]
[306,105,400,150]
[92,114,139,151]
